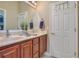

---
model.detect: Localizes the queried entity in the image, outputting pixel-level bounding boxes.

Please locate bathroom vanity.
[0,31,47,58]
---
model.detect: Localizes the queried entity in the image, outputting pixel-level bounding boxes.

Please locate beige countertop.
[0,31,47,47]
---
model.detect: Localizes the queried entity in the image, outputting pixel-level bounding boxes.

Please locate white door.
[49,2,77,58]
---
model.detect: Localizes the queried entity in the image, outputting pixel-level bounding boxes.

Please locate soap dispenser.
[39,18,45,31]
[29,19,33,30]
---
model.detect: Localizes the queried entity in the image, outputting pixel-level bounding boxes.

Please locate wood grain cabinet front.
[32,38,39,58]
[44,35,47,51]
[40,35,47,57]
[21,40,32,58]
[0,45,20,58]
[40,36,44,56]
[33,52,39,58]
[0,34,47,58]
[0,54,2,58]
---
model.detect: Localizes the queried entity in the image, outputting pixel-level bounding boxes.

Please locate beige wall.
[0,1,19,29]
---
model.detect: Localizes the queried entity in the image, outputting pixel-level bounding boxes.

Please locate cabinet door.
[33,44,39,54]
[40,35,47,56]
[33,38,39,58]
[44,35,47,52]
[21,40,32,58]
[40,36,44,56]
[0,45,20,58]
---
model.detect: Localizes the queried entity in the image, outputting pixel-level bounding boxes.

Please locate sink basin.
[9,35,26,39]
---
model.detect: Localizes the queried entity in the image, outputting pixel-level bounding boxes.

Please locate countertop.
[0,31,47,47]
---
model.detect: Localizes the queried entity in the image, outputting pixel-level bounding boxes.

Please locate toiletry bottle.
[30,19,33,30]
[40,18,45,31]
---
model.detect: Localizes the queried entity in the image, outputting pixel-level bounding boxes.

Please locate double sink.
[0,31,38,41]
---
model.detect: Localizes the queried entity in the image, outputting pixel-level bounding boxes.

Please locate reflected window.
[0,9,6,30]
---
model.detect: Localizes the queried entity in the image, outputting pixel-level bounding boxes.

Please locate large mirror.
[0,1,43,32]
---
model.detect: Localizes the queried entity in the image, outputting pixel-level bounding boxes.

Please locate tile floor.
[41,53,55,58]
[41,55,52,58]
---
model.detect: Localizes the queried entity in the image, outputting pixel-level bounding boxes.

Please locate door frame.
[77,2,79,58]
[0,8,6,30]
[48,2,78,58]
[75,2,78,58]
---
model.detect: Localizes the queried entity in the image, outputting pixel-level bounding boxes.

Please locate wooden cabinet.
[0,54,2,58]
[40,35,47,57]
[21,40,32,58]
[33,52,39,58]
[0,34,47,58]
[0,45,20,58]
[32,38,39,58]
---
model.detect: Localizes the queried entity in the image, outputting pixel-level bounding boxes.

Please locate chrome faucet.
[6,30,9,37]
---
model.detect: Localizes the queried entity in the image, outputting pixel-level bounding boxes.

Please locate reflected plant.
[20,21,28,30]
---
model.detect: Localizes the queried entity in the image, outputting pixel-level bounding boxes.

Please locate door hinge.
[74,52,76,56]
[75,3,76,8]
[74,28,76,32]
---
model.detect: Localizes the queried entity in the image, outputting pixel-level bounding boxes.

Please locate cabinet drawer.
[33,44,39,54]
[0,45,20,58]
[33,38,39,45]
[33,52,39,58]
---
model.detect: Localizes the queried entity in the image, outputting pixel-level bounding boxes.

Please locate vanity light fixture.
[25,1,37,8]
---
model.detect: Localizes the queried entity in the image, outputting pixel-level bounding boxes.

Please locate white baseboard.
[44,52,56,58]
[44,52,52,57]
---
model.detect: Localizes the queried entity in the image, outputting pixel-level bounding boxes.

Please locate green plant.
[20,21,28,30]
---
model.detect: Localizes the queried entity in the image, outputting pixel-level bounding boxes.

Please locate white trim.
[75,2,78,58]
[48,3,52,56]
[0,8,6,30]
[44,52,52,57]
